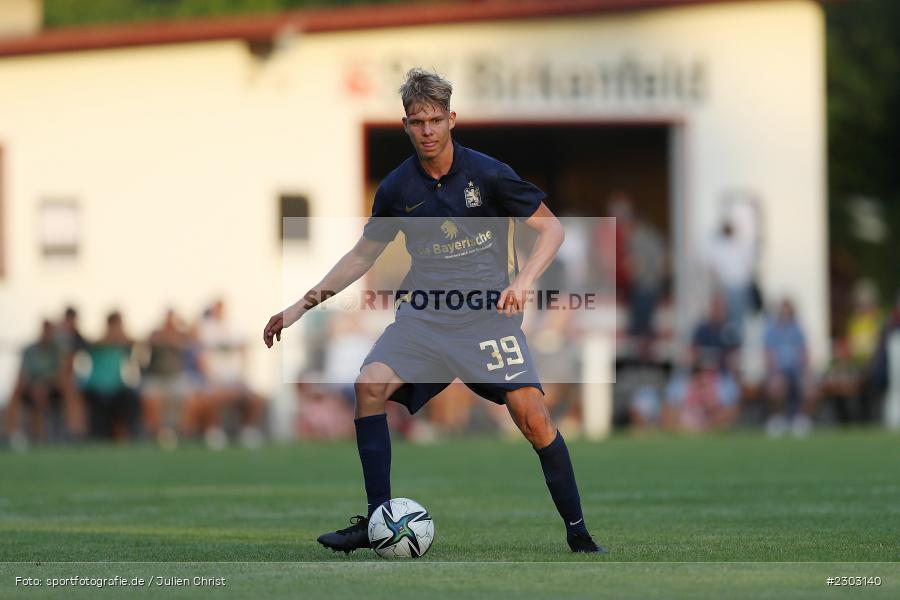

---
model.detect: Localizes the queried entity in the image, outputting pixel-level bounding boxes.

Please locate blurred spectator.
[426,382,475,437]
[652,296,743,432]
[588,214,617,300]
[737,306,768,413]
[82,311,140,440]
[845,280,882,422]
[664,353,740,432]
[621,341,670,431]
[197,299,265,448]
[847,280,882,366]
[764,299,815,437]
[872,291,900,418]
[294,376,354,440]
[141,309,199,447]
[627,214,667,343]
[692,295,742,371]
[706,220,756,340]
[821,338,862,426]
[57,306,89,354]
[606,193,634,303]
[322,312,376,406]
[56,306,89,437]
[528,276,582,435]
[4,319,69,444]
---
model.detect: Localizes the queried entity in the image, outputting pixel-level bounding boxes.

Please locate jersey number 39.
[479,336,524,371]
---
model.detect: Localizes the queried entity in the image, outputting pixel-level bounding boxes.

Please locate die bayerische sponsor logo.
[414,220,493,258]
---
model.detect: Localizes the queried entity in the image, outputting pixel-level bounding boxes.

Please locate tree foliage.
[43,0,407,28]
[826,0,900,301]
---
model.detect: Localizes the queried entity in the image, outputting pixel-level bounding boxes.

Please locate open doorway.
[365,123,670,226]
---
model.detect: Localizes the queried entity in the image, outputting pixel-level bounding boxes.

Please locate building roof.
[0,0,811,59]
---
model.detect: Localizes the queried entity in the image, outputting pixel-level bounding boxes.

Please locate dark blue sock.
[355,414,391,518]
[535,431,588,535]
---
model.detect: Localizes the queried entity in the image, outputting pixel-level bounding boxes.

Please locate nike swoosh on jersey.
[404,201,426,213]
[504,370,528,381]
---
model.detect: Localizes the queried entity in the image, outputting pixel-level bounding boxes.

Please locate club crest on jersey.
[464,181,482,208]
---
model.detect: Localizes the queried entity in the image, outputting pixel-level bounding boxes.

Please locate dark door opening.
[365,123,670,232]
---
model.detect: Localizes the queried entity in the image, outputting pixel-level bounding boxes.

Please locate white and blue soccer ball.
[367,498,434,558]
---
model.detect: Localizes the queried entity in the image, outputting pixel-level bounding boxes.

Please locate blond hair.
[399,67,452,114]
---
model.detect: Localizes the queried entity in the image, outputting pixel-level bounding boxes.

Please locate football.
[367,498,435,558]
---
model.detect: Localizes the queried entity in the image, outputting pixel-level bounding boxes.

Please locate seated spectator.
[294,375,354,441]
[56,306,89,437]
[322,312,376,407]
[82,311,140,441]
[141,309,199,446]
[871,291,900,421]
[4,320,69,444]
[693,294,742,371]
[820,338,861,426]
[197,299,265,448]
[622,341,670,431]
[664,352,740,432]
[764,299,815,437]
[529,305,581,435]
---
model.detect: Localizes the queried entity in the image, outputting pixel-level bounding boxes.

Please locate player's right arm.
[263,235,389,347]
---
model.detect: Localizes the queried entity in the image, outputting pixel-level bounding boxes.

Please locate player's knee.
[354,375,387,416]
[523,411,555,447]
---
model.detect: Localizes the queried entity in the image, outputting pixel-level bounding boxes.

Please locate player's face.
[403,103,455,160]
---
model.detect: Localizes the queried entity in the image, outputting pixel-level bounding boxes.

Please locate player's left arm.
[497,202,564,317]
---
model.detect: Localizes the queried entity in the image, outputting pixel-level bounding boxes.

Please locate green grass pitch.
[1,432,898,598]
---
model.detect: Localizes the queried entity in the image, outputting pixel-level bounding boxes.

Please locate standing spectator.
[4,319,68,444]
[764,299,814,437]
[82,311,140,441]
[847,280,882,366]
[627,216,667,343]
[706,220,756,341]
[846,280,883,422]
[605,193,634,303]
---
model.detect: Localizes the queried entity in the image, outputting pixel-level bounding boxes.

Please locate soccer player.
[263,68,606,554]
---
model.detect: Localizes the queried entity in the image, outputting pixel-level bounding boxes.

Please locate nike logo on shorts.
[405,201,426,213]
[504,370,528,381]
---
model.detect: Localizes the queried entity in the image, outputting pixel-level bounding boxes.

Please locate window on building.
[280,193,310,240]
[39,199,80,258]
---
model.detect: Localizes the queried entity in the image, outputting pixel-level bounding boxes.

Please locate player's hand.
[264,304,305,347]
[497,281,530,318]
[263,312,284,348]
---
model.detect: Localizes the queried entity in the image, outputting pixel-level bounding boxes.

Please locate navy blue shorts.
[362,313,543,414]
